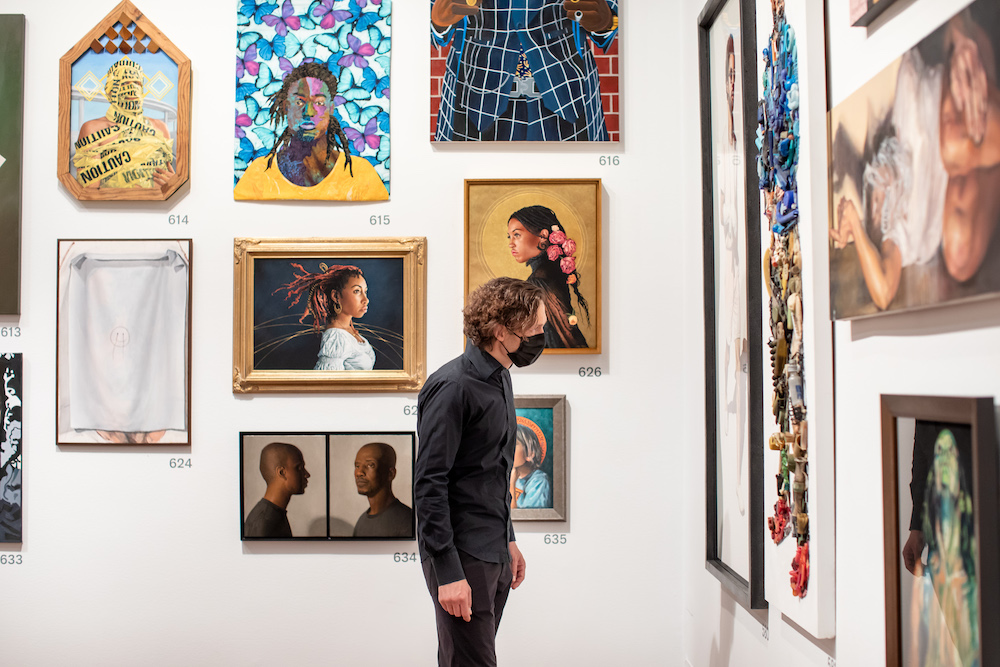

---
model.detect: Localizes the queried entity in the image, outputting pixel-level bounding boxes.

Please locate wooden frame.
[511,395,568,522]
[233,237,427,393]
[465,178,602,355]
[240,431,416,541]
[58,0,190,201]
[880,395,999,667]
[0,15,25,315]
[56,239,192,446]
[699,0,767,611]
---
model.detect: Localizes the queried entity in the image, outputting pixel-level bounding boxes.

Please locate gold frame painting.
[233,237,427,393]
[58,0,191,201]
[465,179,602,354]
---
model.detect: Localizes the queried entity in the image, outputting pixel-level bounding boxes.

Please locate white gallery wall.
[680,0,1000,666]
[0,0,684,665]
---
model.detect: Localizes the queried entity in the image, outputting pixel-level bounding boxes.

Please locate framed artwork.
[233,237,426,393]
[511,395,567,522]
[429,0,620,142]
[849,0,901,28]
[0,15,24,315]
[829,0,1000,320]
[240,431,415,540]
[0,354,21,543]
[880,395,999,667]
[58,1,190,201]
[698,0,766,610]
[758,0,835,638]
[56,240,192,445]
[465,179,601,354]
[234,0,390,201]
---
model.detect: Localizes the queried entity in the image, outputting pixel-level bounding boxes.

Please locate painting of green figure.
[902,423,979,666]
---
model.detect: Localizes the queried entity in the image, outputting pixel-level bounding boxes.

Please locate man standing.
[353,442,413,538]
[415,277,547,665]
[243,442,310,538]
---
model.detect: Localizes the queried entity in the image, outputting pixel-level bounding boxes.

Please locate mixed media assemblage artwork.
[430,0,620,142]
[0,15,24,315]
[57,240,191,445]
[882,396,999,667]
[235,0,390,200]
[511,395,566,522]
[466,179,601,354]
[829,0,1000,319]
[758,0,811,600]
[698,0,765,610]
[59,1,190,200]
[0,354,21,543]
[241,432,415,540]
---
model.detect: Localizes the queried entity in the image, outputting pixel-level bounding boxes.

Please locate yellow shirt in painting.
[233,152,388,201]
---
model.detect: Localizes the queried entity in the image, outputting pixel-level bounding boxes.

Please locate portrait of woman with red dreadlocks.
[251,258,404,372]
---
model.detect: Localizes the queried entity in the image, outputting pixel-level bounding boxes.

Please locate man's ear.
[389,467,397,482]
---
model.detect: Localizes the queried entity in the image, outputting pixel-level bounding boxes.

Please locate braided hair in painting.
[274,263,364,330]
[509,205,590,323]
[264,62,354,178]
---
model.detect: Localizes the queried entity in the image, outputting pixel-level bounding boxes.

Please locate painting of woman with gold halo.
[465,179,601,354]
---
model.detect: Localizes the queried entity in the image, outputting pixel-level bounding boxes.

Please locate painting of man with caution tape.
[72,55,175,190]
[58,1,190,201]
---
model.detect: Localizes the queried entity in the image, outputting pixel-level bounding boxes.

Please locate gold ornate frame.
[233,237,427,393]
[58,0,191,201]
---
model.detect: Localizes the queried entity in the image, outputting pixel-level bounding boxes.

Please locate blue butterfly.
[253,126,279,151]
[337,69,372,102]
[236,79,257,102]
[238,0,279,26]
[256,65,285,98]
[244,96,272,126]
[237,136,268,165]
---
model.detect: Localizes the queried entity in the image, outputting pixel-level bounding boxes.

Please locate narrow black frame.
[698,0,766,610]
[240,431,416,542]
[880,395,999,667]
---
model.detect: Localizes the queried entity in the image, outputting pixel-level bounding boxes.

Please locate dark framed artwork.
[0,15,25,315]
[511,395,567,522]
[698,0,766,610]
[58,1,191,201]
[233,237,427,393]
[429,0,620,142]
[880,395,999,667]
[56,240,192,445]
[0,353,21,543]
[465,179,601,355]
[829,0,1000,319]
[849,0,901,28]
[240,431,415,541]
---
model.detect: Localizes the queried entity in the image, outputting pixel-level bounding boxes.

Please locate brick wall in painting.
[429,38,620,141]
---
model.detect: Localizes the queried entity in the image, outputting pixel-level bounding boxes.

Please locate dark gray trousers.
[422,550,512,667]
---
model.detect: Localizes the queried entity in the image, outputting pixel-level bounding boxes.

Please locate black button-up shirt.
[415,341,516,585]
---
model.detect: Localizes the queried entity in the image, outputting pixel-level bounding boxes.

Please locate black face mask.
[505,330,545,367]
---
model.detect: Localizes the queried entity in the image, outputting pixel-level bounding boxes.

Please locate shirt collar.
[464,340,506,381]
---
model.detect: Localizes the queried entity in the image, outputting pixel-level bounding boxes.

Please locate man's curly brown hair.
[464,277,544,349]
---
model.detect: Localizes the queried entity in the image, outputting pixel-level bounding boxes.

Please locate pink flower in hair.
[547,245,564,261]
[562,239,577,256]
[549,230,567,245]
[560,256,576,274]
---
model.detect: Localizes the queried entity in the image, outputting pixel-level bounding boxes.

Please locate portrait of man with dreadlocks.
[234,62,389,201]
